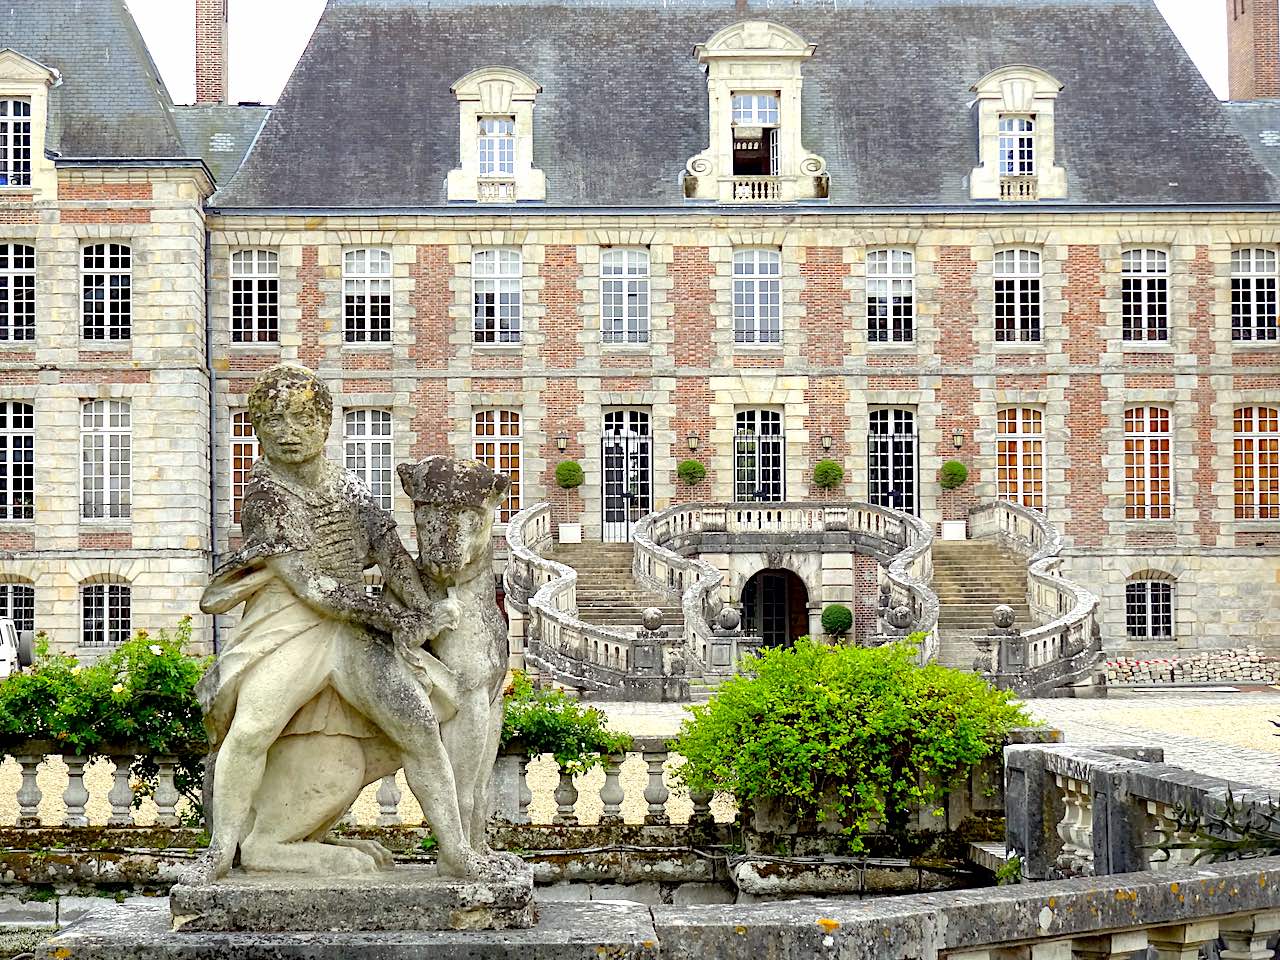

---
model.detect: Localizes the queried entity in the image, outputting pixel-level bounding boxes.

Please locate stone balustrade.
[968,501,1102,695]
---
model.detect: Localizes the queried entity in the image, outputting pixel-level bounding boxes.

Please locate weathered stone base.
[169,865,535,932]
[39,898,657,960]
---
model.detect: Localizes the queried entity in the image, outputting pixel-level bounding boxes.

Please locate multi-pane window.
[343,248,392,343]
[994,248,1041,343]
[731,93,779,125]
[1124,407,1172,520]
[344,409,394,511]
[1234,405,1280,520]
[1231,248,1278,343]
[81,400,131,520]
[733,249,781,345]
[868,408,918,515]
[601,248,650,345]
[81,582,130,647]
[0,401,33,522]
[996,408,1044,510]
[473,248,522,344]
[1125,579,1173,640]
[734,409,784,502]
[0,244,35,342]
[473,410,522,523]
[0,99,32,187]
[230,410,259,525]
[478,117,515,176]
[998,115,1035,176]
[1121,249,1169,343]
[81,244,132,341]
[0,582,34,634]
[866,249,914,343]
[230,249,279,343]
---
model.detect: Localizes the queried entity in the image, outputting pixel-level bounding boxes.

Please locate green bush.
[555,460,585,489]
[939,460,969,490]
[672,638,1028,846]
[501,671,631,774]
[820,603,853,638]
[677,459,707,486]
[812,459,844,490]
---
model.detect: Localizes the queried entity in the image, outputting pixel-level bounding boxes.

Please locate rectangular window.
[1125,580,1173,639]
[81,244,132,341]
[0,401,33,522]
[734,409,784,502]
[1121,249,1169,343]
[731,93,779,126]
[733,249,781,345]
[0,582,34,634]
[473,248,522,344]
[868,408,918,515]
[478,117,515,177]
[81,399,131,520]
[998,115,1035,176]
[994,248,1041,343]
[1124,406,1172,520]
[1231,248,1279,343]
[82,583,130,647]
[473,410,521,522]
[866,249,914,343]
[1234,405,1280,520]
[344,408,394,511]
[231,249,280,343]
[343,248,392,343]
[0,243,35,341]
[997,407,1044,510]
[601,248,650,345]
[230,410,259,525]
[0,99,32,187]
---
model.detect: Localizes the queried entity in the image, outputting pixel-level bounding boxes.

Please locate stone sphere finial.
[642,607,664,632]
[993,604,1016,629]
[888,605,913,629]
[716,606,742,632]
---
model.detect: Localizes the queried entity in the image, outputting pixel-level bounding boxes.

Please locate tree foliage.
[677,459,707,486]
[555,460,585,489]
[501,671,631,774]
[939,460,969,490]
[813,459,845,490]
[820,604,853,638]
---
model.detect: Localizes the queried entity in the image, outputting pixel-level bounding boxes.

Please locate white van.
[0,619,32,679]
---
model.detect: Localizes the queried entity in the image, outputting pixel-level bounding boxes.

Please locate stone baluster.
[376,775,402,826]
[1220,910,1280,959]
[62,756,90,827]
[689,786,714,826]
[154,757,180,826]
[1070,931,1149,959]
[517,757,532,825]
[14,754,43,827]
[599,755,624,825]
[642,749,670,825]
[1147,920,1220,960]
[107,754,136,827]
[553,767,579,826]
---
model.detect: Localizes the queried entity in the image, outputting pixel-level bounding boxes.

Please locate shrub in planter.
[813,459,844,490]
[555,460,585,489]
[672,638,1028,847]
[677,458,707,486]
[820,603,853,638]
[939,460,969,490]
[501,671,632,774]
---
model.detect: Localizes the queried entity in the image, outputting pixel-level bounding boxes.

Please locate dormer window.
[0,99,31,187]
[998,116,1035,177]
[447,67,544,203]
[477,117,515,178]
[731,92,779,179]
[732,93,779,126]
[0,50,59,196]
[970,66,1066,202]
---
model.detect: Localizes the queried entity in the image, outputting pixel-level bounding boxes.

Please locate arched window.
[600,248,650,345]
[81,577,131,647]
[0,99,32,187]
[230,249,279,343]
[473,249,522,344]
[994,249,1041,343]
[0,580,34,634]
[81,244,132,341]
[1234,406,1280,520]
[0,244,35,342]
[866,249,914,344]
[732,249,782,345]
[1231,248,1278,343]
[80,400,131,520]
[230,410,259,524]
[343,248,391,343]
[997,408,1044,509]
[1121,249,1169,343]
[473,410,521,522]
[1124,407,1172,520]
[1125,574,1173,640]
[343,409,394,511]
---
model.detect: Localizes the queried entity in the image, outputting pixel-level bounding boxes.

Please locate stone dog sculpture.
[194,364,513,882]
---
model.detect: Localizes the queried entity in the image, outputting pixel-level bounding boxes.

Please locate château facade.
[2,0,1280,659]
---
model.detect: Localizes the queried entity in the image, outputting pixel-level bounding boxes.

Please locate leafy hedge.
[501,671,631,773]
[672,638,1028,846]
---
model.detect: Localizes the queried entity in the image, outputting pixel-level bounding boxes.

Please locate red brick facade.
[1228,0,1280,99]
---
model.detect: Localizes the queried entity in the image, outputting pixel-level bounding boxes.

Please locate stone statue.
[194,364,508,883]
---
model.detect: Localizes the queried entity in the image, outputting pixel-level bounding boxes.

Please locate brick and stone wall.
[1228,0,1280,99]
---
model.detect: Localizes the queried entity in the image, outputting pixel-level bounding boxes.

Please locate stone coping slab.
[169,864,534,932]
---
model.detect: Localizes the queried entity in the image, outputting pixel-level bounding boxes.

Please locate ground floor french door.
[868,408,918,515]
[601,410,652,541]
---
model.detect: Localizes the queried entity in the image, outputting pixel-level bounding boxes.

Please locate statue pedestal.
[170,865,535,933]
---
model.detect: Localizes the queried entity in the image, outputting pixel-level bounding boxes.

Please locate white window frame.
[600,248,650,345]
[0,400,33,522]
[344,408,395,511]
[477,116,515,177]
[80,399,131,521]
[343,248,392,344]
[998,115,1035,176]
[0,99,32,187]
[731,92,780,126]
[1231,248,1279,343]
[473,409,522,523]
[0,581,34,634]
[1125,579,1173,640]
[868,407,918,515]
[996,407,1044,510]
[1121,249,1169,343]
[81,581,131,647]
[0,243,35,342]
[81,243,132,342]
[866,249,914,343]
[230,249,280,344]
[733,249,782,345]
[994,248,1042,343]
[472,248,522,345]
[1124,406,1172,520]
[1234,405,1280,521]
[230,410,259,525]
[734,408,785,502]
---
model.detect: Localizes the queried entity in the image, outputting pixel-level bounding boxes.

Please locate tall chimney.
[1227,0,1280,100]
[195,0,229,105]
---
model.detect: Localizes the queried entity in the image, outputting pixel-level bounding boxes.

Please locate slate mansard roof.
[214,0,1280,210]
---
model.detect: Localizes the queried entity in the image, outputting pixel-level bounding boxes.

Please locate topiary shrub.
[501,671,632,774]
[939,460,969,490]
[820,603,853,638]
[813,459,844,490]
[555,460,585,489]
[677,458,707,486]
[672,638,1028,847]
